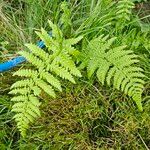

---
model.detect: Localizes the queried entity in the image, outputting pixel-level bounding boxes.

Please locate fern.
[116,0,135,21]
[9,20,82,137]
[82,35,145,111]
[60,1,72,30]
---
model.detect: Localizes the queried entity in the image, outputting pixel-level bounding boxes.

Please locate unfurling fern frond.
[116,0,135,21]
[10,20,82,137]
[83,35,145,111]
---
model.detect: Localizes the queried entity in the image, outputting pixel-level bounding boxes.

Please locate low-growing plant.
[9,20,82,137]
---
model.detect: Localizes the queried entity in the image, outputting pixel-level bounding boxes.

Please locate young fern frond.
[60,1,72,31]
[82,35,145,111]
[10,20,82,137]
[116,0,135,21]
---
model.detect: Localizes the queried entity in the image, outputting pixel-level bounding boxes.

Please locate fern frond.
[25,44,49,61]
[35,28,53,50]
[18,51,45,69]
[50,63,75,83]
[116,0,134,21]
[60,1,72,29]
[11,79,34,89]
[48,20,63,40]
[11,94,41,137]
[9,88,30,95]
[84,35,145,111]
[58,53,82,77]
[36,79,56,98]
[10,20,82,136]
[32,86,41,96]
[11,95,28,102]
[41,72,62,92]
[13,69,38,78]
[64,36,83,46]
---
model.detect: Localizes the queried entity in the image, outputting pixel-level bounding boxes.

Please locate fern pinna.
[9,20,82,137]
[82,35,145,111]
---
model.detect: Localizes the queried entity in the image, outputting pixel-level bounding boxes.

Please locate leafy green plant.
[117,0,135,21]
[81,35,145,111]
[9,20,82,137]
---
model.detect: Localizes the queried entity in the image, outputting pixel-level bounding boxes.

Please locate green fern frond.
[32,86,41,96]
[60,1,72,30]
[36,79,56,98]
[84,35,145,111]
[57,53,82,77]
[50,63,76,83]
[13,69,39,78]
[9,88,30,95]
[64,36,83,46]
[25,44,49,60]
[10,20,82,136]
[18,51,45,69]
[35,28,53,50]
[11,94,41,137]
[41,72,62,92]
[11,95,28,102]
[48,20,63,40]
[116,0,134,21]
[11,79,34,89]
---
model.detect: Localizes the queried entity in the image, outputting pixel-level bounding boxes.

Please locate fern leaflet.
[10,20,82,137]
